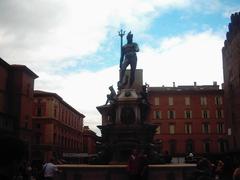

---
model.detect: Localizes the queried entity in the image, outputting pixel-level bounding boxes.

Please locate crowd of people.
[1,135,240,180]
[0,135,61,180]
[188,157,240,180]
[6,158,61,180]
[126,149,240,180]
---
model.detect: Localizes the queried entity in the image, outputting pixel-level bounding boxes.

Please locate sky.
[0,0,239,135]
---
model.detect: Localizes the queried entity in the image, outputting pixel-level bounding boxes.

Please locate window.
[169,140,176,155]
[168,110,175,119]
[168,97,173,106]
[54,133,56,144]
[83,143,88,153]
[36,100,45,117]
[184,110,192,119]
[58,135,61,145]
[200,96,207,106]
[154,110,161,119]
[185,123,192,134]
[154,97,159,106]
[203,141,210,153]
[37,106,42,116]
[61,136,64,146]
[54,106,57,118]
[186,140,194,153]
[169,124,175,134]
[66,111,68,123]
[216,109,224,119]
[202,123,210,134]
[185,97,190,105]
[26,84,30,97]
[202,110,209,119]
[215,96,223,105]
[218,140,228,153]
[62,110,65,122]
[217,123,225,134]
[156,126,161,134]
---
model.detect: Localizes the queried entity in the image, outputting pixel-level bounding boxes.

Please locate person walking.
[42,159,60,180]
[127,149,140,180]
[138,150,149,180]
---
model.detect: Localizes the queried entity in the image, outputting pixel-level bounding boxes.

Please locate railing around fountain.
[56,163,196,180]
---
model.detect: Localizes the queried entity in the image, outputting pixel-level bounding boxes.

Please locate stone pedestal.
[119,69,143,92]
[96,69,156,163]
[98,124,156,163]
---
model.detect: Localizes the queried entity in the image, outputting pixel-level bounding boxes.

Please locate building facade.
[0,58,38,158]
[222,12,240,152]
[147,82,227,156]
[32,90,85,161]
[83,126,97,155]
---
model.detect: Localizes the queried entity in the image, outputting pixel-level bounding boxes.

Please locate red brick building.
[147,82,227,156]
[32,90,85,161]
[0,58,38,157]
[83,126,97,155]
[222,12,240,153]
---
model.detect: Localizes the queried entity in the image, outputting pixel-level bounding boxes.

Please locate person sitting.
[105,86,116,105]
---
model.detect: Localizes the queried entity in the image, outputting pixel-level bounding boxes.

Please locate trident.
[118,29,125,69]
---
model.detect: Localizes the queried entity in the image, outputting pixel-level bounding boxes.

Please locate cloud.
[223,6,240,18]
[0,0,231,135]
[0,0,192,71]
[34,65,119,135]
[1,0,208,136]
[190,0,222,14]
[138,30,224,87]
[34,30,224,135]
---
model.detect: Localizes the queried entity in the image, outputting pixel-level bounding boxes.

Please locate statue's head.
[109,85,113,90]
[127,31,133,42]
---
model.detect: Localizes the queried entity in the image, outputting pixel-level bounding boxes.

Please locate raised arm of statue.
[134,43,139,52]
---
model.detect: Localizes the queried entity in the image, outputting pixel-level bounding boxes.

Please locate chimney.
[173,82,175,87]
[213,81,217,86]
[194,82,197,87]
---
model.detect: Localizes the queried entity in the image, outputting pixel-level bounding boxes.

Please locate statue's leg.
[105,99,109,105]
[129,57,137,87]
[119,59,129,83]
[105,95,110,105]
